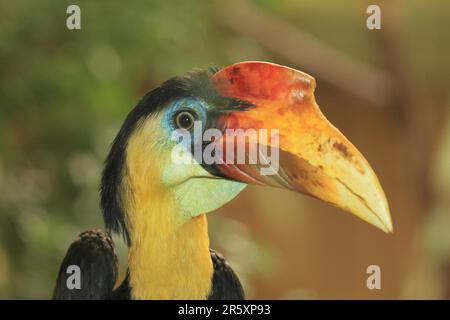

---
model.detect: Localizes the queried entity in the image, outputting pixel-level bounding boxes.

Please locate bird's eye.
[174,110,196,130]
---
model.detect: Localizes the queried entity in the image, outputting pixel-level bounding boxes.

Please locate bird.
[52,61,392,300]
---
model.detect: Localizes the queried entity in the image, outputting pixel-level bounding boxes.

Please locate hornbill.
[53,61,392,300]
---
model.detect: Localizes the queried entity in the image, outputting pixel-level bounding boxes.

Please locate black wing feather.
[52,230,118,300]
[208,249,245,300]
[105,249,245,300]
[53,232,243,300]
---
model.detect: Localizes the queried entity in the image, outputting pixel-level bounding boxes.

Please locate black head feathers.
[100,67,251,245]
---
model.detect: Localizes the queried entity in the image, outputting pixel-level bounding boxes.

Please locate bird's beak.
[211,61,392,233]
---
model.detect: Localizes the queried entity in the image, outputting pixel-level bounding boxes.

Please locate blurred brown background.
[0,0,449,299]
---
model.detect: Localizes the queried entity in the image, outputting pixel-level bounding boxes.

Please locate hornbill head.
[101,61,392,245]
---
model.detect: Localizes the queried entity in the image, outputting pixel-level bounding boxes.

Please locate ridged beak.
[211,61,392,233]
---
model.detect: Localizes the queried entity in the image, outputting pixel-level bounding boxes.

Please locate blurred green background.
[1,0,449,299]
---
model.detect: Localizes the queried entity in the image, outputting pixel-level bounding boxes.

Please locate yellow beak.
[212,61,392,233]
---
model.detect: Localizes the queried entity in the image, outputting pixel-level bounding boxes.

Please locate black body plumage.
[53,230,244,300]
[52,230,118,299]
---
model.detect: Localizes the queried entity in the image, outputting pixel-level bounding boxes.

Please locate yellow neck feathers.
[122,123,213,300]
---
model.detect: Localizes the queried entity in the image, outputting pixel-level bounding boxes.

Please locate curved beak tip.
[368,207,393,234]
[376,207,394,234]
[212,61,393,234]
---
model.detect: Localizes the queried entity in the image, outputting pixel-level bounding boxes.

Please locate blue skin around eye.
[160,98,248,218]
[162,98,211,159]
[162,98,209,134]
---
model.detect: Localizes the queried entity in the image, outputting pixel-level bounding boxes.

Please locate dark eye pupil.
[175,111,194,129]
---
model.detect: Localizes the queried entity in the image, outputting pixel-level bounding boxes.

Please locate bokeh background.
[1,0,450,299]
